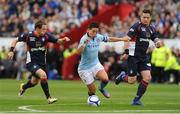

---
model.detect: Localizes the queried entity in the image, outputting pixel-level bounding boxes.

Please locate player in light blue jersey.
[77,22,129,99]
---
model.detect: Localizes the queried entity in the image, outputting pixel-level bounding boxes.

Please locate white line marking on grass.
[17,102,180,113]
[3,110,180,114]
[18,105,45,112]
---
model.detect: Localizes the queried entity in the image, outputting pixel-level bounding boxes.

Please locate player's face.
[38,25,47,35]
[141,13,151,25]
[88,28,99,38]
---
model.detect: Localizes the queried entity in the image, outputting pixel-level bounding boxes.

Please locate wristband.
[124,49,129,54]
[9,47,15,52]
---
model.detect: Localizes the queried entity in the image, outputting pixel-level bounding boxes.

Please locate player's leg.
[87,83,96,96]
[96,70,110,98]
[78,69,97,96]
[132,70,151,105]
[19,63,40,96]
[19,76,39,96]
[35,68,57,104]
[132,58,151,106]
[115,56,137,85]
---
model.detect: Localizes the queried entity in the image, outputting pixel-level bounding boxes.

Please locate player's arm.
[7,38,19,60]
[47,33,70,44]
[151,26,161,48]
[76,38,90,55]
[57,37,70,44]
[8,32,28,60]
[108,36,130,42]
[120,36,130,61]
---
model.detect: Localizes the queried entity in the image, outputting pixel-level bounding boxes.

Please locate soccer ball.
[87,95,100,106]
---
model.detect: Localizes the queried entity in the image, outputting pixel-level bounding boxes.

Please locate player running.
[8,20,70,104]
[77,22,129,99]
[115,9,161,105]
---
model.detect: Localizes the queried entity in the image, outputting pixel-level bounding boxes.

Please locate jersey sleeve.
[46,33,58,43]
[18,33,28,42]
[99,34,109,42]
[78,36,86,48]
[151,26,158,41]
[127,22,139,38]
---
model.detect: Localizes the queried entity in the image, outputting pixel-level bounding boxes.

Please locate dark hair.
[35,20,46,29]
[88,22,99,29]
[142,9,152,16]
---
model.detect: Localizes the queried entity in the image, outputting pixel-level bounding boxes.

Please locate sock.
[133,80,149,102]
[23,80,36,90]
[99,81,108,90]
[88,92,95,96]
[40,78,51,99]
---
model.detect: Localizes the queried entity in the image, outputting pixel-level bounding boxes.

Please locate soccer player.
[77,22,129,99]
[7,20,70,104]
[115,9,161,105]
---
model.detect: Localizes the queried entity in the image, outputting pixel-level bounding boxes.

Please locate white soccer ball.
[87,95,100,106]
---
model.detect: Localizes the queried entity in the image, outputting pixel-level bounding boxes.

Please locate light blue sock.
[99,81,108,90]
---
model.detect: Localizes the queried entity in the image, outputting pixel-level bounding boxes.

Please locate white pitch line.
[18,105,45,112]
[17,102,180,113]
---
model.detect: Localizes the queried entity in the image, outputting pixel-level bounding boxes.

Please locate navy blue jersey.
[18,31,58,65]
[127,22,158,57]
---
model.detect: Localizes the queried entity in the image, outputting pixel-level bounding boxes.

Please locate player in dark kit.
[115,9,161,105]
[8,20,70,104]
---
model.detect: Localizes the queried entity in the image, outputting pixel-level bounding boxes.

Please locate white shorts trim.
[78,63,104,85]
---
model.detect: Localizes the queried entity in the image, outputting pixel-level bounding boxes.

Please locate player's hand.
[7,52,14,60]
[63,37,70,42]
[120,54,128,61]
[155,41,161,48]
[122,37,130,42]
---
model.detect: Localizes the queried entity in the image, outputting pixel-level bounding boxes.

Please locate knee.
[128,77,137,84]
[143,76,152,83]
[39,73,47,80]
[101,77,109,83]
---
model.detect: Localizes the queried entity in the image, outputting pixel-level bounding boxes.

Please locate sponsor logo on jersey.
[140,38,150,42]
[31,47,45,51]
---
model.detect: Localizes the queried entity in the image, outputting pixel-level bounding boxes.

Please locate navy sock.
[23,80,36,90]
[99,81,108,90]
[40,78,50,99]
[133,80,148,102]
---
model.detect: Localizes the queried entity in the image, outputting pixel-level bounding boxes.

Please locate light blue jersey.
[78,33,109,70]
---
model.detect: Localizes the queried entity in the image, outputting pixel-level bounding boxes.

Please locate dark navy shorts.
[127,56,151,77]
[26,63,46,77]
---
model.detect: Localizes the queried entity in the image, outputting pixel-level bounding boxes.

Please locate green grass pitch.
[0,79,180,113]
